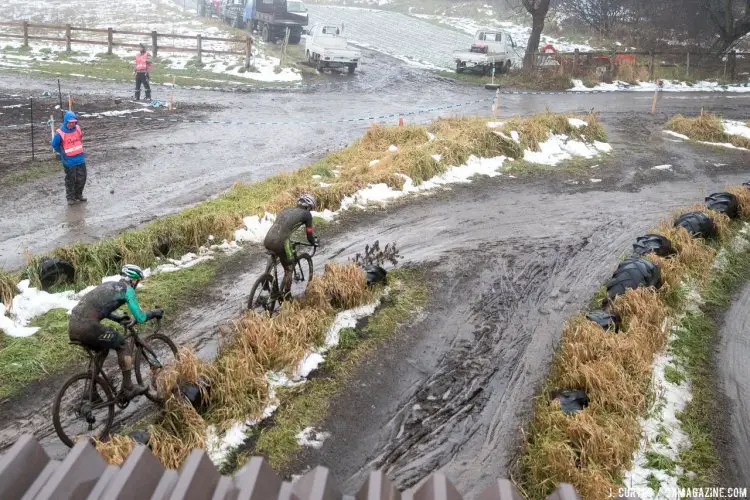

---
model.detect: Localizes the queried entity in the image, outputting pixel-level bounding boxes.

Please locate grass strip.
[2,113,606,294]
[518,193,747,499]
[246,267,428,472]
[96,262,376,468]
[666,113,750,149]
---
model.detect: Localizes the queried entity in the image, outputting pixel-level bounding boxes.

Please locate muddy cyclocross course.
[2,9,750,496]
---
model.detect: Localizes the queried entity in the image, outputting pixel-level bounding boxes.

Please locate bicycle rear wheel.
[248,273,277,315]
[52,373,115,448]
[135,333,179,403]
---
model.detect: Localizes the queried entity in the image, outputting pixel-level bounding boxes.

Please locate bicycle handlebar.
[292,240,318,257]
[120,316,161,335]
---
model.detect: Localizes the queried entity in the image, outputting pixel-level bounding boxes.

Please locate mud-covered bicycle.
[52,317,178,447]
[247,241,317,315]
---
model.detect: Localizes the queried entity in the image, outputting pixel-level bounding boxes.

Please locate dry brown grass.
[727,185,750,218]
[666,113,750,149]
[520,184,750,498]
[100,263,371,468]
[521,286,670,498]
[95,434,136,465]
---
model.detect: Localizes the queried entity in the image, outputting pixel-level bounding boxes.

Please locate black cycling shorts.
[69,321,126,350]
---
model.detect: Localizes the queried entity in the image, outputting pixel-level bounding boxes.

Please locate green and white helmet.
[120,264,145,280]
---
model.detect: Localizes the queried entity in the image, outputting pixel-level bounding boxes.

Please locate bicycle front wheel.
[135,333,179,403]
[52,372,115,448]
[291,253,314,298]
[248,273,277,315]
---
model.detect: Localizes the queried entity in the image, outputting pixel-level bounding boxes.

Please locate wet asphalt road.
[2,51,750,270]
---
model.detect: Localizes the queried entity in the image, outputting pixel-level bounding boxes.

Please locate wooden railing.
[0,434,588,499]
[0,21,253,66]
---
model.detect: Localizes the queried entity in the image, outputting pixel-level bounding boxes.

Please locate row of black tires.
[556,189,743,414]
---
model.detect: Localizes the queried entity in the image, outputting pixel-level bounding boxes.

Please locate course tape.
[1,97,493,129]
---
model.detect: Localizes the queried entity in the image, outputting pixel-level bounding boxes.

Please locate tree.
[559,0,630,34]
[700,0,750,53]
[519,0,552,68]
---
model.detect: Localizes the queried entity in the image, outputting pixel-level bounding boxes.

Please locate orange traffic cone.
[398,115,404,127]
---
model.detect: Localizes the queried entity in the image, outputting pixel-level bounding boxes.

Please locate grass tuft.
[666,113,750,149]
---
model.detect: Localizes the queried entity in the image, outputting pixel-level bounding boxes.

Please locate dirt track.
[717,284,750,489]
[3,41,750,494]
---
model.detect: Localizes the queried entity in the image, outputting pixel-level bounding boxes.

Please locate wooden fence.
[0,434,593,500]
[534,48,750,82]
[0,21,253,67]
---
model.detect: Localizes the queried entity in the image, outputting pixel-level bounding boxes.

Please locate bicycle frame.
[264,241,317,295]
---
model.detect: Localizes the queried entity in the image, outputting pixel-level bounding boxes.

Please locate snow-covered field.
[0,0,301,82]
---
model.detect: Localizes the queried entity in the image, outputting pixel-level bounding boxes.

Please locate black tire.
[632,234,676,258]
[605,257,662,301]
[674,211,718,239]
[261,24,271,43]
[503,59,512,73]
[288,31,302,44]
[290,254,314,299]
[705,192,739,219]
[585,309,621,332]
[53,373,115,448]
[135,333,179,403]
[306,50,314,65]
[456,62,464,73]
[248,273,277,315]
[316,58,325,71]
[347,63,356,74]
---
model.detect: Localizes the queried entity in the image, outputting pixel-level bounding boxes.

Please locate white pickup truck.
[304,24,362,73]
[454,29,519,75]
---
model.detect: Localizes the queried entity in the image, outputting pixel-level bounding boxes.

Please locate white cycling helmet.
[120,264,145,281]
[297,193,316,210]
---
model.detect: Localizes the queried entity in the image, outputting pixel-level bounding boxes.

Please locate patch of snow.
[234,213,276,244]
[0,280,78,337]
[663,130,690,141]
[652,164,673,171]
[311,209,336,221]
[570,78,750,93]
[207,299,381,466]
[523,133,609,166]
[589,178,602,183]
[431,154,442,162]
[568,118,588,128]
[388,145,399,152]
[723,119,750,139]
[369,159,380,167]
[296,427,331,449]
[510,130,520,143]
[486,121,504,128]
[697,140,748,151]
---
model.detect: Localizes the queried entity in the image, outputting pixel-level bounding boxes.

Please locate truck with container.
[454,29,518,75]
[244,0,308,44]
[304,24,361,73]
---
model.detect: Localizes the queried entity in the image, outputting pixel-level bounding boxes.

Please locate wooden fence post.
[245,35,252,69]
[151,30,158,58]
[107,28,113,55]
[65,24,71,52]
[730,50,737,81]
[196,34,202,65]
[649,51,655,80]
[22,20,29,48]
[573,48,580,78]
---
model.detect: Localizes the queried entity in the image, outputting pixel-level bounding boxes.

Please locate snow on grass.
[568,118,588,128]
[523,133,610,166]
[652,164,673,171]
[623,283,701,500]
[571,79,750,93]
[722,119,750,139]
[663,130,690,141]
[0,240,235,337]
[207,299,382,466]
[296,427,331,449]
[0,0,300,82]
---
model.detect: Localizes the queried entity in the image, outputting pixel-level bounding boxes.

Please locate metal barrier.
[0,434,586,499]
